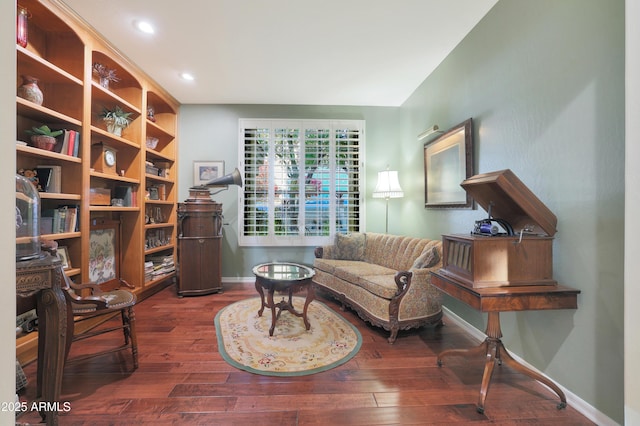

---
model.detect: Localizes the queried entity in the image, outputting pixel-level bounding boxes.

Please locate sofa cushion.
[331,263,399,299]
[333,262,396,283]
[357,274,399,300]
[314,258,362,275]
[334,232,366,260]
[411,246,440,269]
[364,233,434,271]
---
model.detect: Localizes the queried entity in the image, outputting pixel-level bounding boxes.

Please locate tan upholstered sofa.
[313,232,443,343]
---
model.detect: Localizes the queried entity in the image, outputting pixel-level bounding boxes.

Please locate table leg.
[255,280,266,317]
[301,283,315,330]
[267,289,277,336]
[496,341,567,409]
[36,285,67,426]
[437,311,566,413]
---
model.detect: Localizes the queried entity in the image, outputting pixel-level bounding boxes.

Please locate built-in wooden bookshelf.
[16,0,179,364]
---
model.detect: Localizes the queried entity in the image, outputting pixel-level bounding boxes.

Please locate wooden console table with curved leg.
[431,271,580,414]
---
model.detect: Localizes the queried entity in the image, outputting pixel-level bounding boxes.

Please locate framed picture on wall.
[193,161,224,186]
[424,118,474,209]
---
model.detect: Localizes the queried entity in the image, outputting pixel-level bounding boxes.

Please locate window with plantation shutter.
[239,119,364,247]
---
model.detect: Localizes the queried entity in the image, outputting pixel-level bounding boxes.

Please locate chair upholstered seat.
[70,289,136,314]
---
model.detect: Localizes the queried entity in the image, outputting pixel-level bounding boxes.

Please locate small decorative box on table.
[440,169,557,288]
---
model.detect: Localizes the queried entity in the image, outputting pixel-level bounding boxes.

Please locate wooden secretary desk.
[432,169,580,413]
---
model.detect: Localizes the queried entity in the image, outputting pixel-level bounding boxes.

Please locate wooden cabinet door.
[177,237,222,296]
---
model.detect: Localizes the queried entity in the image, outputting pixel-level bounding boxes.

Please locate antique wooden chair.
[61,270,138,369]
[60,218,138,369]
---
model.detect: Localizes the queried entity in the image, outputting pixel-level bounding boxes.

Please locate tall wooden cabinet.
[177,195,223,296]
[16,0,179,363]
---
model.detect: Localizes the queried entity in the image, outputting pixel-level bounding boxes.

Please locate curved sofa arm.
[397,265,443,321]
[392,271,412,297]
[314,244,336,259]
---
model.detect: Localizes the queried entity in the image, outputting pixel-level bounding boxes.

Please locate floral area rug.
[215,297,362,376]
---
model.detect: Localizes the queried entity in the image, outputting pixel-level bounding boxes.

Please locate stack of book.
[144,261,154,282]
[145,255,175,282]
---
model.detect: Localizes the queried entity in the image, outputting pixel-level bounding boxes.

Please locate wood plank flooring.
[17,282,594,425]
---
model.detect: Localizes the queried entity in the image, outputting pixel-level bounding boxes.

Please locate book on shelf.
[52,130,80,157]
[66,130,76,156]
[62,205,79,233]
[68,130,80,157]
[156,184,166,200]
[73,131,80,157]
[131,185,138,208]
[51,208,63,234]
[36,165,61,193]
[54,130,68,154]
[44,205,79,234]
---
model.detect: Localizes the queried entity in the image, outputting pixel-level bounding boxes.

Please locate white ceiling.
[61,0,497,107]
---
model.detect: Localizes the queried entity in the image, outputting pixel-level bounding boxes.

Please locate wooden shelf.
[16,0,179,309]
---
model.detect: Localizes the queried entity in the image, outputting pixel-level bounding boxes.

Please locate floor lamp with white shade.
[372,167,404,233]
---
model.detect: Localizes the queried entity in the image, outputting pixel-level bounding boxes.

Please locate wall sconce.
[417,125,443,141]
[372,167,404,233]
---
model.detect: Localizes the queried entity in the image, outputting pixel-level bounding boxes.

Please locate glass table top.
[252,262,315,282]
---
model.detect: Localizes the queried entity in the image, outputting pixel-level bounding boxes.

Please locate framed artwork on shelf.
[423,118,474,209]
[193,161,224,186]
[89,218,121,289]
[57,246,71,269]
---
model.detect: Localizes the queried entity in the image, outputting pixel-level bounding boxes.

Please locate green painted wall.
[178,104,403,277]
[178,0,624,421]
[399,0,624,422]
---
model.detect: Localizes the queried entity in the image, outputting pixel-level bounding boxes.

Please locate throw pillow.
[335,233,366,260]
[412,246,440,269]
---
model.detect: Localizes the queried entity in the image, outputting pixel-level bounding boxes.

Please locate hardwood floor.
[17,282,594,425]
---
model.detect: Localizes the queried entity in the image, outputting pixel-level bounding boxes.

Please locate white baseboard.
[442,307,618,426]
[221,277,254,284]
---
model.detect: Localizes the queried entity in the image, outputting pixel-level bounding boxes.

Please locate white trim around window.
[238,118,365,247]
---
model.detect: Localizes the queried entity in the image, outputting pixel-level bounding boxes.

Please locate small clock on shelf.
[91,142,118,175]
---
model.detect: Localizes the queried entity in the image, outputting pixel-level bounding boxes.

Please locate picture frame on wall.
[193,161,224,186]
[423,118,474,209]
[57,246,71,269]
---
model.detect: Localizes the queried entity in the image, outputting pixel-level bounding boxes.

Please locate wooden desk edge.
[430,271,580,312]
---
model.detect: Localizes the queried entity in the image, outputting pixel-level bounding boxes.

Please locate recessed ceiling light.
[180,72,195,81]
[134,20,155,34]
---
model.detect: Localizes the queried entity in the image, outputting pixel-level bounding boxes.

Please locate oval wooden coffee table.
[252,262,316,336]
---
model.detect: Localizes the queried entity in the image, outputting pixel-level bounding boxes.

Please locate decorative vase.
[17,7,28,48]
[17,75,43,105]
[106,121,123,137]
[99,77,110,90]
